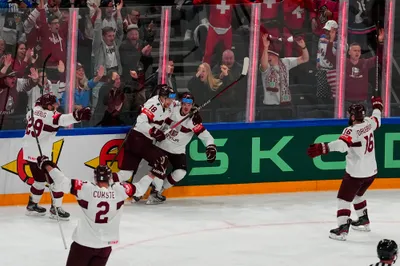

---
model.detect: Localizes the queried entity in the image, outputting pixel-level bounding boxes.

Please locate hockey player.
[116,84,175,200]
[23,94,91,220]
[146,92,216,204]
[307,96,383,241]
[371,239,398,266]
[36,155,149,266]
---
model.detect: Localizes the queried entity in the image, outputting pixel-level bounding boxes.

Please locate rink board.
[1,118,400,205]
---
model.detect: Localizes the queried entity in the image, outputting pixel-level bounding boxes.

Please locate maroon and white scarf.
[265,60,291,104]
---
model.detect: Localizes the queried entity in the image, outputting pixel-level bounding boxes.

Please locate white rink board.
[0,134,150,195]
[0,191,398,266]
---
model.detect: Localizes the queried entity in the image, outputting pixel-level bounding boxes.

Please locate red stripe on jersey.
[142,108,155,121]
[78,199,88,209]
[43,124,59,133]
[180,126,192,133]
[371,116,380,128]
[122,182,136,197]
[52,113,62,125]
[116,200,124,210]
[165,117,173,125]
[193,124,205,135]
[339,135,352,147]
[112,173,119,182]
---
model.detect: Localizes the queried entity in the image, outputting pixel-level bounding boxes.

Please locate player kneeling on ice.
[23,94,91,220]
[36,155,147,266]
[307,96,383,241]
[146,92,216,205]
[370,239,398,266]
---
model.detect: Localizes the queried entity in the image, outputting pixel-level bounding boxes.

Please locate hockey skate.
[125,196,142,204]
[50,205,70,221]
[351,209,371,232]
[146,186,166,205]
[329,218,352,241]
[26,196,46,216]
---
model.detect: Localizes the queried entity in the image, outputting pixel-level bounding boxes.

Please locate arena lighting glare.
[246,3,260,123]
[382,0,395,117]
[335,0,348,119]
[159,6,171,85]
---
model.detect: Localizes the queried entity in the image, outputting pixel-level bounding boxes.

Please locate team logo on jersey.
[84,139,124,172]
[1,139,65,185]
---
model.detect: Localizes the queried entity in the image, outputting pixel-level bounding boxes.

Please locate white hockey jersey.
[328,109,381,178]
[48,168,134,248]
[157,102,214,154]
[133,95,173,140]
[21,106,79,162]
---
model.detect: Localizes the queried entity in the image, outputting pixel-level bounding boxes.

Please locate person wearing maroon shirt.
[325,27,384,109]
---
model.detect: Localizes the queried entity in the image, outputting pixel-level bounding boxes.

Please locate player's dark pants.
[121,130,168,178]
[66,241,112,266]
[165,151,187,171]
[337,173,376,202]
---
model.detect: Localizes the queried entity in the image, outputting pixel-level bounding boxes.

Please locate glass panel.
[384,0,396,117]
[77,4,162,128]
[254,0,341,120]
[172,3,251,123]
[0,6,73,130]
[346,0,385,116]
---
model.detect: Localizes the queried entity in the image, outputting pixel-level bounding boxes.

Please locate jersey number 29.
[25,118,43,137]
[364,133,374,154]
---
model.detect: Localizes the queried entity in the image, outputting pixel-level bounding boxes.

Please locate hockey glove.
[206,144,217,163]
[73,107,92,121]
[37,155,57,170]
[150,127,166,142]
[307,143,329,158]
[371,96,383,112]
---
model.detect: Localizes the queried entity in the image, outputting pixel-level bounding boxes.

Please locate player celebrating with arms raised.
[36,155,145,266]
[23,94,91,220]
[307,96,383,241]
[146,92,216,204]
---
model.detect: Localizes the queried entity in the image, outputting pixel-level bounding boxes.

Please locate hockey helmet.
[348,103,365,122]
[180,92,195,104]
[39,94,58,108]
[377,239,398,261]
[94,165,112,183]
[157,84,176,99]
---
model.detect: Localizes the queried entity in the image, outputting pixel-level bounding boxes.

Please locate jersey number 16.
[364,133,374,154]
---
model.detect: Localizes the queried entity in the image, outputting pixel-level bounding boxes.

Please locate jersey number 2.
[95,201,109,224]
[364,133,374,154]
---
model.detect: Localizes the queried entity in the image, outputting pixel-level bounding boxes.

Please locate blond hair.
[199,63,222,91]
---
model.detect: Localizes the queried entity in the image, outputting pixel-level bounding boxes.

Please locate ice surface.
[1,190,400,266]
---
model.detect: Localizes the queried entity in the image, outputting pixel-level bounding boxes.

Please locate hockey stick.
[40,53,52,96]
[165,57,250,134]
[30,53,67,250]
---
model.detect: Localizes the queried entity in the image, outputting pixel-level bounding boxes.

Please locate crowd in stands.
[0,0,387,130]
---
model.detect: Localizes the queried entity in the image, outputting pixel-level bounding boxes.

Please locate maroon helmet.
[39,94,58,108]
[94,165,112,183]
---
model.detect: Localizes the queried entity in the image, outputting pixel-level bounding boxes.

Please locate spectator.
[212,49,245,121]
[123,8,155,45]
[310,0,339,37]
[25,61,65,111]
[325,28,384,109]
[259,34,309,118]
[0,60,39,129]
[96,70,125,127]
[99,0,118,31]
[0,39,6,63]
[188,62,223,121]
[60,64,104,111]
[12,43,38,78]
[119,24,152,81]
[92,1,123,76]
[24,0,68,82]
[316,20,338,105]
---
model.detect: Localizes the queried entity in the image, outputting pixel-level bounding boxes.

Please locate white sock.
[133,175,153,197]
[152,177,164,191]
